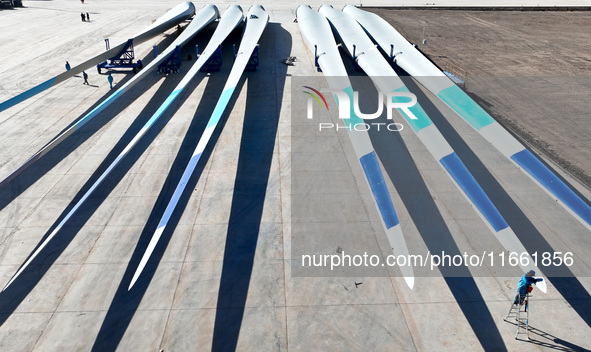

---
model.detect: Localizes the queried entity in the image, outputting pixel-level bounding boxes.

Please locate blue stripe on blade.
[511,149,591,226]
[440,152,509,232]
[359,151,399,229]
[159,151,202,227]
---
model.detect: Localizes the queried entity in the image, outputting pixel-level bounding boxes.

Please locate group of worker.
[81,12,90,22]
[65,61,114,88]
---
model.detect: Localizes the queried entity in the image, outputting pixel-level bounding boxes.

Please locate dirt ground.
[367,8,591,189]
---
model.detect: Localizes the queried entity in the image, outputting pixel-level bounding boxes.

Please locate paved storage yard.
[0,0,590,351]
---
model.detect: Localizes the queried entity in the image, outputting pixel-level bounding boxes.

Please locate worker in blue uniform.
[514,270,543,304]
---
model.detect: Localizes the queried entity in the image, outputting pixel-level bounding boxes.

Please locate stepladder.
[504,288,533,339]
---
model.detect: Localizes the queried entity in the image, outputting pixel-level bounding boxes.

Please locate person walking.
[82,71,89,85]
[107,73,113,89]
[65,61,71,71]
[81,13,86,22]
[514,270,543,304]
[86,13,90,22]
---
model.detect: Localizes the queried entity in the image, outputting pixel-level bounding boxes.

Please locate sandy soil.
[368,8,591,189]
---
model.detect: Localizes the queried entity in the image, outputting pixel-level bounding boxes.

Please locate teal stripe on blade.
[394,86,432,132]
[208,88,235,128]
[437,84,495,130]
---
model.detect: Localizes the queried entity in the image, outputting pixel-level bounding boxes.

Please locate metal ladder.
[504,291,531,339]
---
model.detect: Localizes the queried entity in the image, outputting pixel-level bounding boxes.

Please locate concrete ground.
[0,1,590,351]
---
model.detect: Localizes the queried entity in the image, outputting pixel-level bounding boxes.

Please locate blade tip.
[404,276,414,289]
[128,276,139,291]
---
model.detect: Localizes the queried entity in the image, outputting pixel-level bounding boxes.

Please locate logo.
[302,86,329,112]
[303,86,418,132]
